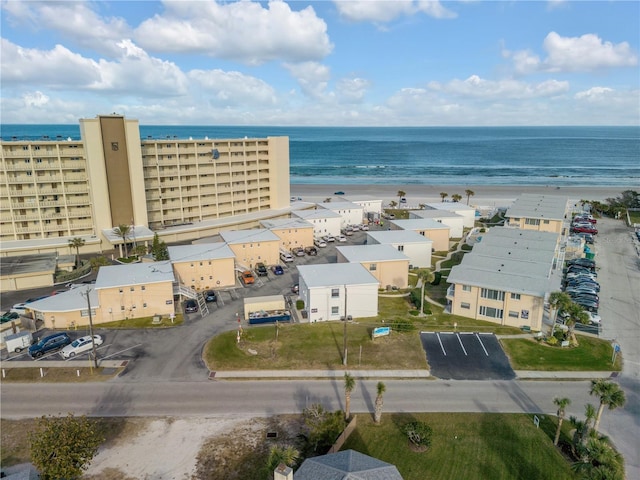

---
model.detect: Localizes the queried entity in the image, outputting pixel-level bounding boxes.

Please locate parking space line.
[436,333,447,356]
[456,333,468,355]
[475,333,489,356]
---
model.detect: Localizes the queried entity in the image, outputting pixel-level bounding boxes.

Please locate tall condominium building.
[1,115,290,257]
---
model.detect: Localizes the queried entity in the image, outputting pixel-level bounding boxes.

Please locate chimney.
[274,463,293,480]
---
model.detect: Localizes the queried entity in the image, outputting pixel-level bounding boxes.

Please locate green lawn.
[342,413,577,480]
[501,335,622,371]
[204,321,428,371]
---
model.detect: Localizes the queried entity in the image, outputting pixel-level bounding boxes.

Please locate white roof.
[320,201,363,211]
[460,254,552,278]
[389,218,450,230]
[168,243,235,263]
[482,227,560,243]
[95,262,175,289]
[298,263,379,288]
[506,194,569,221]
[471,244,553,263]
[219,228,280,244]
[344,195,382,202]
[336,244,410,263]
[260,218,314,230]
[27,286,99,313]
[0,234,101,254]
[410,210,463,220]
[101,225,156,244]
[425,202,475,212]
[366,230,433,245]
[293,209,342,220]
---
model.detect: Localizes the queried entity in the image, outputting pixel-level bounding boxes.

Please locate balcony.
[446,285,455,300]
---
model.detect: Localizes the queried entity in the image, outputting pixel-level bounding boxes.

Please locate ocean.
[2,125,638,187]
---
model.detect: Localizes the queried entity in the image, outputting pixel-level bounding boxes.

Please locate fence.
[328,415,358,454]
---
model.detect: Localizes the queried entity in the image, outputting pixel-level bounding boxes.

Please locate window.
[462,285,472,292]
[543,220,549,224]
[525,218,540,226]
[143,303,147,308]
[480,288,505,301]
[479,306,503,319]
[331,306,339,315]
[397,245,404,252]
[121,306,125,311]
[509,311,519,318]
[510,293,521,300]
[369,263,377,271]
[141,286,145,291]
[119,289,123,293]
[331,288,340,298]
[130,287,134,292]
[460,302,471,309]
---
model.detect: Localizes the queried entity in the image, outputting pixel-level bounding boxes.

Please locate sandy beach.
[289,184,627,209]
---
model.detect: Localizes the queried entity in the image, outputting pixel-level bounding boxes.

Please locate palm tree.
[572,436,624,479]
[374,381,386,424]
[451,193,462,203]
[344,372,356,422]
[112,224,131,257]
[565,301,589,345]
[418,203,426,210]
[417,269,435,316]
[68,237,85,269]
[389,200,398,209]
[590,380,626,432]
[266,444,300,471]
[548,291,571,336]
[553,397,571,446]
[465,189,475,205]
[397,190,406,205]
[439,192,448,202]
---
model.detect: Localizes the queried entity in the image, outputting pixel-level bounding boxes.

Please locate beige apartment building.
[336,244,410,289]
[260,218,315,252]
[1,115,291,257]
[504,194,569,234]
[219,229,281,269]
[168,243,237,291]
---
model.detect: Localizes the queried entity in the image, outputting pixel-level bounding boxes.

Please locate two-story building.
[365,230,432,269]
[168,243,237,290]
[336,244,410,289]
[260,218,315,252]
[388,218,450,252]
[504,194,569,234]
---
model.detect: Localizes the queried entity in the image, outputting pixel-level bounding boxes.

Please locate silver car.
[60,334,103,359]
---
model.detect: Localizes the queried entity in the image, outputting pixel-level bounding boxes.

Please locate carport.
[421,332,515,380]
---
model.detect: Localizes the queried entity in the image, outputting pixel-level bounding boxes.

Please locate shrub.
[546,336,558,346]
[431,272,442,285]
[402,421,433,449]
[391,320,416,333]
[296,300,304,310]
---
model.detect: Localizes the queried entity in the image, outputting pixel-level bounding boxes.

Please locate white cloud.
[0,39,101,87]
[134,0,332,64]
[336,77,371,102]
[428,75,569,99]
[284,61,331,99]
[575,86,614,100]
[507,32,638,74]
[188,69,277,106]
[23,91,50,107]
[1,1,131,57]
[335,0,456,22]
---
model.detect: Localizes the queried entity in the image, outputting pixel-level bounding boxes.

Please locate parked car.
[360,224,369,231]
[280,251,294,262]
[334,191,345,195]
[343,228,354,236]
[587,311,602,324]
[291,284,299,294]
[28,332,72,359]
[573,215,596,224]
[304,246,318,255]
[400,197,407,204]
[204,290,217,302]
[323,235,335,242]
[292,247,305,257]
[0,311,20,324]
[314,238,327,248]
[567,258,596,269]
[255,262,268,276]
[574,233,594,244]
[272,265,284,275]
[60,335,103,359]
[572,225,598,235]
[240,270,254,285]
[10,303,28,315]
[350,224,360,231]
[337,234,347,242]
[184,299,198,313]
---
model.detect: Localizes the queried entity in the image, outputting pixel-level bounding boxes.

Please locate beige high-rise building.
[1,115,291,257]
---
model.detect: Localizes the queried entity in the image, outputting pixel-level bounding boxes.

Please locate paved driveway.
[421,332,515,380]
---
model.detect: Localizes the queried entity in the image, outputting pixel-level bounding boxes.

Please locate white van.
[280,251,294,262]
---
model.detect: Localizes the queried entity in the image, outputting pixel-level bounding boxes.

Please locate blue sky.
[1,0,638,126]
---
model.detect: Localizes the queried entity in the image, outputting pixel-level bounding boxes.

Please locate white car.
[10,303,28,315]
[360,224,369,231]
[60,335,103,359]
[314,238,327,248]
[323,235,335,242]
[337,234,347,242]
[350,225,360,231]
[587,312,601,324]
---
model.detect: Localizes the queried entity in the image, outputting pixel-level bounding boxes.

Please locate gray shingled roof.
[294,450,404,480]
[505,194,568,221]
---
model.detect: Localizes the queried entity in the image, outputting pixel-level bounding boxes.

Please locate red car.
[572,225,598,234]
[574,216,596,224]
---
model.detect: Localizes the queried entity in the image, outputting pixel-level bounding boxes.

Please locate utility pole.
[343,284,348,366]
[82,287,99,369]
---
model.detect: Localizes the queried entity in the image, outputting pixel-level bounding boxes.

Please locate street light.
[82,287,99,369]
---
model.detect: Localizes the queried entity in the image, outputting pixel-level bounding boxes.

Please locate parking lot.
[420,332,516,380]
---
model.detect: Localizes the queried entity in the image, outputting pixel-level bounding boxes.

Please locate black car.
[204,290,217,302]
[184,299,198,313]
[0,311,20,324]
[304,246,318,256]
[28,332,71,359]
[255,262,268,277]
[567,258,596,268]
